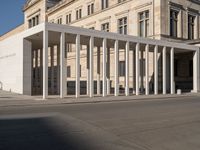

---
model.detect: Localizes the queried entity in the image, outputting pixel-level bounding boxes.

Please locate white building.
[0,0,200,99]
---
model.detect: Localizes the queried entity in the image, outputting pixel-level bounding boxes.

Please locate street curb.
[0,94,199,108]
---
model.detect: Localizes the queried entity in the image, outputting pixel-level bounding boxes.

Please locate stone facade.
[0,0,200,95]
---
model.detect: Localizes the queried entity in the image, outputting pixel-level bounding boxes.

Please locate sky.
[0,0,26,36]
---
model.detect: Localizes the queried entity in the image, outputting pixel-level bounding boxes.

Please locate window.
[33,17,36,26]
[170,9,178,37]
[118,17,127,34]
[101,0,108,10]
[101,22,109,32]
[28,19,32,28]
[28,15,39,28]
[57,18,62,24]
[76,9,82,20]
[188,14,195,40]
[35,15,39,25]
[119,61,125,76]
[66,44,72,52]
[66,14,71,24]
[139,11,149,37]
[67,66,71,77]
[88,3,94,15]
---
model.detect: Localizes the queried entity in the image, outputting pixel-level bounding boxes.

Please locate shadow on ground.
[0,115,137,150]
[0,117,83,150]
[0,116,118,150]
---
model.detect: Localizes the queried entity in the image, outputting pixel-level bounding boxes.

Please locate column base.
[191,90,200,93]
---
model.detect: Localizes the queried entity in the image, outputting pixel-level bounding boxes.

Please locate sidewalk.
[0,90,199,107]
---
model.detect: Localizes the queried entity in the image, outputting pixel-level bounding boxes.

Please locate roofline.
[0,23,24,37]
[22,22,199,51]
[23,0,41,12]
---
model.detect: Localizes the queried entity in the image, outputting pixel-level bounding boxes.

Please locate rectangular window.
[170,9,178,37]
[79,9,82,19]
[66,14,71,24]
[67,66,71,77]
[101,22,109,32]
[28,19,32,28]
[102,0,108,10]
[66,44,72,52]
[28,15,39,28]
[119,61,125,76]
[36,15,39,25]
[88,3,94,15]
[118,17,127,35]
[139,10,149,37]
[57,18,62,24]
[188,14,195,40]
[33,17,36,26]
[76,9,82,20]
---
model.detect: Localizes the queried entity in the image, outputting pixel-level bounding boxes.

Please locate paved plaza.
[0,91,200,150]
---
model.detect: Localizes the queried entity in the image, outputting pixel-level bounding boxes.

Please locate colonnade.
[42,30,199,99]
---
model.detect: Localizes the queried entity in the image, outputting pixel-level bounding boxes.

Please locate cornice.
[23,0,41,11]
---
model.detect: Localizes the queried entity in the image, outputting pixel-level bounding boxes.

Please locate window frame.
[66,13,71,24]
[170,9,179,37]
[139,10,149,37]
[76,8,82,20]
[101,22,110,32]
[101,0,108,10]
[188,14,195,40]
[118,17,127,35]
[119,61,125,77]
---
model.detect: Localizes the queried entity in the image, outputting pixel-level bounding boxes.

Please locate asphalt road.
[0,96,200,150]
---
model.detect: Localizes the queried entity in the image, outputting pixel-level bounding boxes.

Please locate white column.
[97,47,101,95]
[125,41,129,96]
[102,38,107,97]
[40,48,43,94]
[35,50,38,94]
[43,30,48,99]
[76,34,80,98]
[145,44,149,95]
[154,45,158,95]
[60,32,66,98]
[132,49,136,94]
[57,45,60,94]
[136,43,140,96]
[140,50,144,93]
[51,47,54,94]
[162,46,167,94]
[107,48,110,95]
[193,50,198,93]
[114,40,119,96]
[89,37,94,97]
[86,45,90,96]
[170,47,175,94]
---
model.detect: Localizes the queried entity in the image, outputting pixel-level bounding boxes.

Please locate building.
[0,0,200,99]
